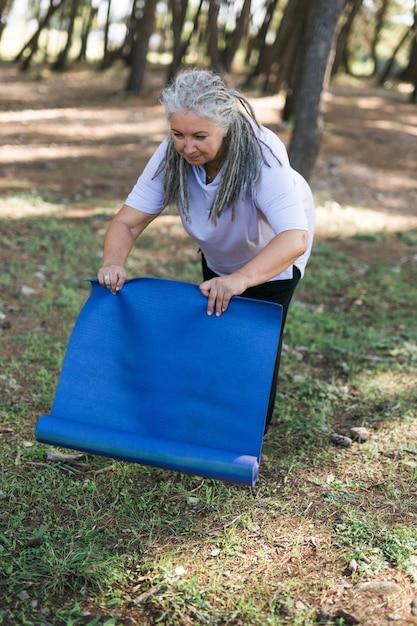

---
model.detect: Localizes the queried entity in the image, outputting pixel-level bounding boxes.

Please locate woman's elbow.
[296,230,309,256]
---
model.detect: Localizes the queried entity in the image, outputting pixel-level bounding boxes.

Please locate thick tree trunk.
[281,25,308,121]
[207,0,220,71]
[289,0,347,180]
[125,0,158,93]
[167,0,188,83]
[99,0,113,67]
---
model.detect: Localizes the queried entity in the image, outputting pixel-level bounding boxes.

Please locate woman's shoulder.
[255,123,287,153]
[138,136,170,178]
[248,122,290,170]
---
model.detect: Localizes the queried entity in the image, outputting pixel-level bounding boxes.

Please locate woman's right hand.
[97,264,127,294]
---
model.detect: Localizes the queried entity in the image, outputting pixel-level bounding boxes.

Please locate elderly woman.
[98,68,315,430]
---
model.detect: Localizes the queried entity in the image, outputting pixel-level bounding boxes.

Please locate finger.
[98,271,111,286]
[103,272,112,289]
[97,269,105,285]
[206,286,218,316]
[199,280,211,297]
[215,292,224,317]
[215,291,232,316]
[218,294,231,315]
[113,272,125,294]
[211,288,229,317]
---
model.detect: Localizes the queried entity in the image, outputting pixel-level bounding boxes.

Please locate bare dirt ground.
[1,63,417,626]
[1,63,417,254]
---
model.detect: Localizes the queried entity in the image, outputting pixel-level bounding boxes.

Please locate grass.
[1,217,417,623]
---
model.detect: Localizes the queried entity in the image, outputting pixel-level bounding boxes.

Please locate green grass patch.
[1,212,417,625]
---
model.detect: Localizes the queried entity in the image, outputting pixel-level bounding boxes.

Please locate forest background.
[1,1,417,625]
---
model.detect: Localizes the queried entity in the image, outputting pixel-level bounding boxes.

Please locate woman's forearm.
[103,205,157,266]
[199,229,309,316]
[236,230,309,287]
[98,204,159,292]
[102,219,136,267]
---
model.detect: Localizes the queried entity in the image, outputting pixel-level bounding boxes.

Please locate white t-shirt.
[125,124,315,280]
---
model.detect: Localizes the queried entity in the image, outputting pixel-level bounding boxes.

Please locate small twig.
[54,464,84,475]
[91,465,115,475]
[188,480,206,494]
[303,502,313,515]
[223,513,245,528]
[110,493,120,507]
[404,448,417,456]
[133,582,165,605]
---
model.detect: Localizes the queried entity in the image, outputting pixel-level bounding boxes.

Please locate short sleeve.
[254,131,310,235]
[125,138,169,214]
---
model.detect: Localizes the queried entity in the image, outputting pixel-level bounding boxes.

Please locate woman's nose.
[183,140,197,154]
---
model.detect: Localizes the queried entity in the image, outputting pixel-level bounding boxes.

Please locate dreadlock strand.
[208,113,265,224]
[230,90,261,129]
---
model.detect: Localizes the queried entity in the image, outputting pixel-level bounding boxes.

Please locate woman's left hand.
[199,273,249,317]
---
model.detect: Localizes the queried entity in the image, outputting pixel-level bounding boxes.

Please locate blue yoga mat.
[35,277,282,486]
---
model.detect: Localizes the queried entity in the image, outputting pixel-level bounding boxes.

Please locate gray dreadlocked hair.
[153,68,280,225]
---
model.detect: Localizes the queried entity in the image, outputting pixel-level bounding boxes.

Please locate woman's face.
[169,111,227,167]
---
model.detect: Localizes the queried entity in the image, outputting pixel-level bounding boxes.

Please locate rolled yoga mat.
[35,277,282,486]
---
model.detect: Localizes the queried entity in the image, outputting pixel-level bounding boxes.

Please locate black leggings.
[201,255,301,431]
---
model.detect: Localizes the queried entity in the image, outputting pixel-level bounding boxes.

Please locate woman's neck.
[204,150,227,184]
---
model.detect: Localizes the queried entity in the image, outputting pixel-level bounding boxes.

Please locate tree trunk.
[98,1,138,69]
[15,0,66,70]
[378,25,413,85]
[370,0,390,75]
[262,0,308,94]
[222,0,251,72]
[123,1,140,67]
[207,0,220,70]
[52,0,82,71]
[125,0,158,93]
[270,0,309,97]
[410,2,417,102]
[77,2,97,62]
[167,0,188,83]
[0,0,12,45]
[178,0,204,65]
[332,0,363,76]
[393,1,416,90]
[281,24,308,121]
[245,0,281,82]
[289,0,347,180]
[99,0,113,68]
